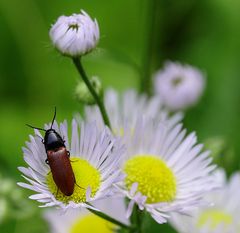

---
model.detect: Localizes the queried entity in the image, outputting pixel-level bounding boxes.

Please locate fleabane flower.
[117,117,216,224]
[154,61,205,111]
[18,120,124,210]
[85,88,183,135]
[49,10,99,57]
[170,169,240,233]
[44,197,129,233]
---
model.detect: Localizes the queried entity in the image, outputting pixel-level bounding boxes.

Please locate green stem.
[140,0,157,96]
[130,204,143,233]
[137,208,144,233]
[87,207,133,230]
[72,57,112,129]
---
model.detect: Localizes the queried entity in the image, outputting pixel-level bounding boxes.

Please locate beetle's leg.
[67,151,70,157]
[70,160,79,162]
[75,182,84,190]
[45,158,49,164]
[68,151,77,163]
[42,139,44,144]
[56,188,59,198]
[74,177,84,190]
[69,151,79,163]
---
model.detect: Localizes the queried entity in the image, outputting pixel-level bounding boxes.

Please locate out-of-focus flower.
[85,88,183,135]
[0,173,34,223]
[18,120,124,210]
[74,76,102,105]
[49,10,99,57]
[116,117,216,224]
[170,169,240,233]
[154,61,205,111]
[44,197,129,233]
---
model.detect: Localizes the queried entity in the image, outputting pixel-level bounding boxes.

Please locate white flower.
[170,169,240,233]
[85,88,183,135]
[49,10,99,57]
[18,120,124,210]
[44,197,129,233]
[116,117,216,224]
[154,61,205,111]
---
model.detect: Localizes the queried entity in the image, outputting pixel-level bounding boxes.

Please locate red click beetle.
[27,108,75,196]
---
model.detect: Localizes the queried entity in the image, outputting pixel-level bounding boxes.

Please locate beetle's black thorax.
[44,129,65,151]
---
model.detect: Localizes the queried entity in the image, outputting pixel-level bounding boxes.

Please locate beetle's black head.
[26,107,65,151]
[44,129,65,151]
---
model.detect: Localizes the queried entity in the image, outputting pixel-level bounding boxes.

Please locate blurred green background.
[0,0,240,232]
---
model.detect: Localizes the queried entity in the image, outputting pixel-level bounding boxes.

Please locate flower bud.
[49,10,99,57]
[204,136,235,170]
[74,76,102,105]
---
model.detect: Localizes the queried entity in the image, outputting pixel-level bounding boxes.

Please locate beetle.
[26,108,75,196]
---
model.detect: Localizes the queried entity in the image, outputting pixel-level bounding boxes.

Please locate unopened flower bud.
[49,10,99,57]
[204,136,235,169]
[74,76,102,105]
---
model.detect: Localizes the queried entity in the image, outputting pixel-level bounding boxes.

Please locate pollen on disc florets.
[124,155,176,204]
[46,157,100,203]
[197,209,233,230]
[70,214,115,233]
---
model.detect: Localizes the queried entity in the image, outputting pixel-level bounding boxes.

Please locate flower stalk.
[72,57,112,129]
[87,207,133,231]
[140,0,157,96]
[129,204,144,233]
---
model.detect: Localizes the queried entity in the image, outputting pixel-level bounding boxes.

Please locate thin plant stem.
[130,204,144,233]
[87,207,133,230]
[72,57,112,129]
[136,208,144,233]
[140,0,157,96]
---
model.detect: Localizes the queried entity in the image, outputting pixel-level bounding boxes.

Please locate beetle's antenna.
[26,124,46,132]
[50,107,57,129]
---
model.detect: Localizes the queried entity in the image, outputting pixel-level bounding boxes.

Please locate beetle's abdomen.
[47,147,75,196]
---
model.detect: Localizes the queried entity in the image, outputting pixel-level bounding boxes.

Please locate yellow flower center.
[70,214,115,233]
[46,157,100,203]
[124,155,176,203]
[197,209,233,230]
